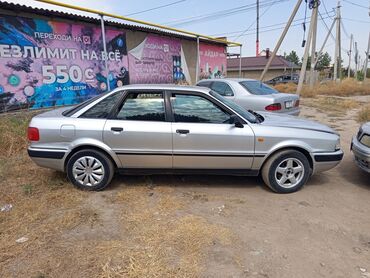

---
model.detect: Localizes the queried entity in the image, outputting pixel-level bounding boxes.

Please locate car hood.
[258,112,337,134]
[361,122,370,133]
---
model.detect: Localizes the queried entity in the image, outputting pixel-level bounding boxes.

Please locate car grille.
[356,157,369,170]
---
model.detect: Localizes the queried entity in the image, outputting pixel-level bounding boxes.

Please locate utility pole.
[309,2,319,88]
[313,18,335,69]
[333,1,341,82]
[348,34,353,78]
[260,0,303,82]
[355,41,358,80]
[364,32,370,81]
[297,0,319,94]
[256,0,260,56]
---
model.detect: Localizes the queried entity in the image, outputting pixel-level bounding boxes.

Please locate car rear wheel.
[262,150,311,193]
[66,149,114,191]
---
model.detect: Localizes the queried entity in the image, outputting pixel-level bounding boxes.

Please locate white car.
[197,78,300,116]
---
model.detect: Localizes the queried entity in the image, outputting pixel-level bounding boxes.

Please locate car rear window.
[62,93,108,117]
[240,80,279,95]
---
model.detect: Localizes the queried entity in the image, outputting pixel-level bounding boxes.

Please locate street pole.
[297,3,316,94]
[260,0,303,82]
[355,41,358,80]
[239,45,242,78]
[333,1,341,82]
[256,0,260,56]
[309,3,319,88]
[348,34,353,78]
[196,36,200,83]
[364,32,370,81]
[100,15,110,91]
[313,18,335,69]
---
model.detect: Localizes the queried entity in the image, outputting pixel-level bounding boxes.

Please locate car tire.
[261,150,311,193]
[66,149,114,191]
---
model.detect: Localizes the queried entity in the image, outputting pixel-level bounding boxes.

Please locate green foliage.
[284,50,301,66]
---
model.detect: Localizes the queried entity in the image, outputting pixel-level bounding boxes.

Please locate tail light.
[265,103,281,111]
[28,127,40,141]
[295,99,300,107]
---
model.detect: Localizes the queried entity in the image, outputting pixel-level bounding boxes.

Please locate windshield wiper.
[248,110,264,123]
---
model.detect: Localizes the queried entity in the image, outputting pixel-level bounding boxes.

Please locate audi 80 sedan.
[196,78,300,116]
[28,85,343,193]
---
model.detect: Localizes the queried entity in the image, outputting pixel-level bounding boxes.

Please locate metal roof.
[227,55,300,71]
[0,0,227,46]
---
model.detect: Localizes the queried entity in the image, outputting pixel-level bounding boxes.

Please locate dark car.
[265,74,299,86]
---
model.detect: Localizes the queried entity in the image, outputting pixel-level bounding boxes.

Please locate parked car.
[28,85,343,193]
[265,74,299,86]
[351,123,370,173]
[196,78,300,116]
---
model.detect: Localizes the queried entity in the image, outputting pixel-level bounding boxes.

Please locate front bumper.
[28,147,67,172]
[312,149,344,174]
[351,136,370,173]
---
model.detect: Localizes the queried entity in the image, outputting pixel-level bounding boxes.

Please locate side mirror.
[230,114,244,128]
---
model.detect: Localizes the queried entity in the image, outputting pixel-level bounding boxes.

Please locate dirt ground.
[1,97,370,278]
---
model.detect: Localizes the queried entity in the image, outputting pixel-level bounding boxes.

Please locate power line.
[226,14,334,39]
[161,0,288,27]
[342,17,370,24]
[321,0,333,17]
[342,0,369,9]
[125,0,186,16]
[235,0,279,41]
[210,10,335,37]
[340,19,351,39]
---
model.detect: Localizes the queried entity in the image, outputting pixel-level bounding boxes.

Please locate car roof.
[197,78,257,83]
[111,84,211,94]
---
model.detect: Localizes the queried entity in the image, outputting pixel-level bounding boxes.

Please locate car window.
[239,80,278,95]
[79,92,122,119]
[171,93,230,124]
[210,81,234,96]
[116,92,165,121]
[197,81,212,88]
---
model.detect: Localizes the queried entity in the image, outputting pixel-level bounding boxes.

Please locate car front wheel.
[66,149,114,191]
[262,150,311,193]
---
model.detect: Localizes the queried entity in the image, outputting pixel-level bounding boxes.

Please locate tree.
[302,52,332,70]
[285,50,301,66]
[316,52,331,71]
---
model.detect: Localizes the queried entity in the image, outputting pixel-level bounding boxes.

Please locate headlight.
[360,134,370,148]
[335,138,341,151]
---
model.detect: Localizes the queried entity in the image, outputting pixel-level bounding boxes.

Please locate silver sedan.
[351,122,370,173]
[28,85,342,193]
[197,78,300,116]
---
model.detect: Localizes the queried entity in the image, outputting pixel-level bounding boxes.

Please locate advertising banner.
[128,34,190,84]
[199,43,227,80]
[0,15,129,112]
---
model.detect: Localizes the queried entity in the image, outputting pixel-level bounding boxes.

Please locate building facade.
[0,1,227,112]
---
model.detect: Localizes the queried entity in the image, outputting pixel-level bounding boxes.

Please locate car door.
[169,91,255,169]
[210,81,235,100]
[103,90,172,168]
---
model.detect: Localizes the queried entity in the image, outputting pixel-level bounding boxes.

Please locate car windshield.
[239,80,279,95]
[209,91,258,123]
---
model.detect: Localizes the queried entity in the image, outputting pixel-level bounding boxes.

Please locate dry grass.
[273,79,370,98]
[358,104,370,123]
[302,96,360,117]
[0,111,234,277]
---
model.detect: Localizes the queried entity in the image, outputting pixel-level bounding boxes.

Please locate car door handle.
[176,129,189,134]
[111,127,123,132]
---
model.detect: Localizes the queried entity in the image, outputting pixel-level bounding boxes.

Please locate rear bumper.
[277,108,300,116]
[351,136,370,173]
[312,150,344,174]
[28,147,67,172]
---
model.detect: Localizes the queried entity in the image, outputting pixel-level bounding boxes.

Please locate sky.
[6,0,370,68]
